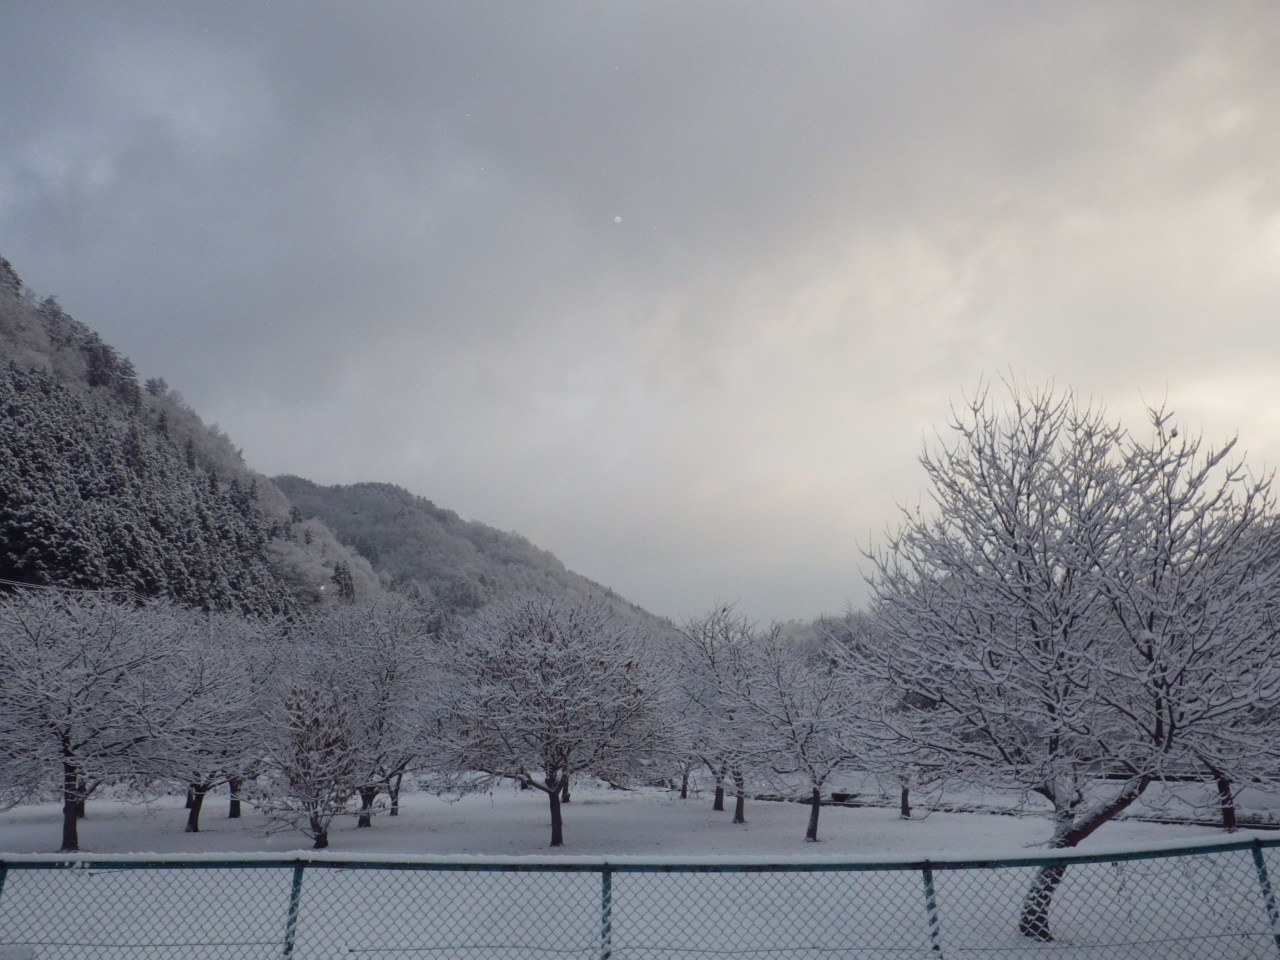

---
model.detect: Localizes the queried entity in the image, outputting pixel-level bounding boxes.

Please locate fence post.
[921,865,943,956]
[599,870,614,960]
[282,863,306,959]
[600,867,613,960]
[1250,842,1280,956]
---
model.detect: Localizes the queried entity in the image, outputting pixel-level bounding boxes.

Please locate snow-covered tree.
[257,673,363,849]
[249,597,442,846]
[821,610,955,820]
[672,606,768,824]
[441,595,670,846]
[294,596,442,826]
[157,611,282,832]
[0,592,196,851]
[843,382,1280,940]
[1097,410,1280,797]
[735,630,870,841]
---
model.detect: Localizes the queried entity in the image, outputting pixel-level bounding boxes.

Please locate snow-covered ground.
[0,778,1248,861]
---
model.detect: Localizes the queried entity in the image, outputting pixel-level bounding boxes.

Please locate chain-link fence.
[3,837,1280,958]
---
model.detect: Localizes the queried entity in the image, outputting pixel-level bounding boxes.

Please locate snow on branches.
[840,381,1280,940]
[252,595,442,847]
[441,595,672,846]
[0,592,198,851]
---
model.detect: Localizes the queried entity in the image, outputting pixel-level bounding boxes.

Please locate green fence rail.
[3,836,1280,958]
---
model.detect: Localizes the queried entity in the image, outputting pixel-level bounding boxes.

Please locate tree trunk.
[185,784,208,833]
[1017,781,1149,941]
[805,787,822,842]
[900,784,912,820]
[560,776,570,804]
[228,777,243,819]
[548,785,564,847]
[1211,768,1237,831]
[185,785,196,809]
[60,762,80,853]
[74,777,87,819]
[679,768,689,800]
[1019,863,1067,941]
[711,762,726,811]
[732,769,747,824]
[357,786,379,828]
[310,816,328,849]
[389,772,403,817]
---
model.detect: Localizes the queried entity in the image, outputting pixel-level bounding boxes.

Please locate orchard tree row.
[0,591,437,852]
[0,587,875,854]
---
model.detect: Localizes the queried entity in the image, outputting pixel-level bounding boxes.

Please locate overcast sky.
[3,2,1280,623]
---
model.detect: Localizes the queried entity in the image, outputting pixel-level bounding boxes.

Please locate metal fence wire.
[2,837,1280,959]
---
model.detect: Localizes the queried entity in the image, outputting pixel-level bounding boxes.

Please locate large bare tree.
[841,382,1280,940]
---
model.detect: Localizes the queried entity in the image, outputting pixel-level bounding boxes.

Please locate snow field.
[0,779,1233,859]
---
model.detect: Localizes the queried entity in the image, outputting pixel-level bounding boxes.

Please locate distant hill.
[274,476,660,622]
[0,254,378,613]
[0,252,658,622]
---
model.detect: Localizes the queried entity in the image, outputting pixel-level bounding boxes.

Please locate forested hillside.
[274,476,656,619]
[0,254,378,612]
[0,252,655,620]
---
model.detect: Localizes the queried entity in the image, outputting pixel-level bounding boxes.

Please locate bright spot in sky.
[614,216,622,223]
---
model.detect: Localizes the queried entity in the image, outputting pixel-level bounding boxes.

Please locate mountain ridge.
[274,475,660,622]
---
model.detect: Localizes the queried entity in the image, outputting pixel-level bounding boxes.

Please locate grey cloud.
[4,1,1280,621]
